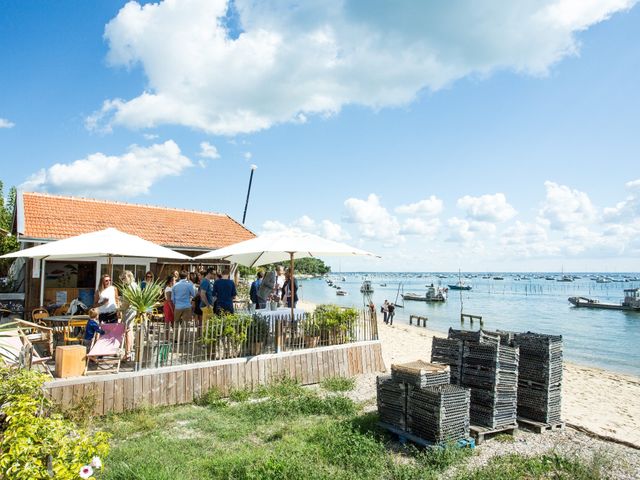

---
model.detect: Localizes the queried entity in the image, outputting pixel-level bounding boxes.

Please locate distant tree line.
[238,257,331,278]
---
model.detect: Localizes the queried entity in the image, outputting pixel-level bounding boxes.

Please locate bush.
[0,367,109,479]
[314,305,358,343]
[320,376,356,393]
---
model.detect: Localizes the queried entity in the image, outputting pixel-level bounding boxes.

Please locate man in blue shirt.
[213,268,237,314]
[199,267,216,308]
[172,270,196,323]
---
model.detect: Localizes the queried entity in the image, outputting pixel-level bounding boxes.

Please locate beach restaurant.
[10,191,255,314]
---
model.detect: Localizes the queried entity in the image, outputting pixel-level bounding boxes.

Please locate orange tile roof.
[19,192,255,250]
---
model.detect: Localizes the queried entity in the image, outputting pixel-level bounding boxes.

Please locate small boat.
[568,288,640,311]
[341,276,346,282]
[336,290,348,296]
[448,281,472,291]
[402,285,447,302]
[360,280,374,294]
[493,276,504,280]
[380,283,387,287]
[557,275,574,282]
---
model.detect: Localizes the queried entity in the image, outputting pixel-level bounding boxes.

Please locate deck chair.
[0,328,53,376]
[17,319,54,355]
[63,317,87,345]
[85,323,126,375]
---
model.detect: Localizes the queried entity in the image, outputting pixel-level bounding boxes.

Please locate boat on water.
[493,276,504,280]
[360,280,374,294]
[568,288,640,311]
[557,275,574,282]
[402,284,447,302]
[448,280,472,291]
[336,290,347,296]
[380,283,387,287]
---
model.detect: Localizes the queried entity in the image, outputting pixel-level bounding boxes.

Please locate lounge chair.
[85,323,126,375]
[0,328,53,376]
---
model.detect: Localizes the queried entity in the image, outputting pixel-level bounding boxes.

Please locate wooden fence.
[45,340,385,415]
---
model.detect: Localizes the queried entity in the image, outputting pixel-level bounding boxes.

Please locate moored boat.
[402,284,447,302]
[448,281,472,291]
[568,288,640,311]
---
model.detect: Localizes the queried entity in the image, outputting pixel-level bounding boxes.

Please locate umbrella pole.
[290,252,295,327]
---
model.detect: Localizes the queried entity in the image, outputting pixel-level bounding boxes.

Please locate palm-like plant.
[117,280,164,324]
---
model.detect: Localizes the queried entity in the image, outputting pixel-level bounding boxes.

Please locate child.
[84,308,105,349]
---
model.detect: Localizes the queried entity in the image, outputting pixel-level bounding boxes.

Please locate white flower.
[90,456,102,469]
[79,465,94,479]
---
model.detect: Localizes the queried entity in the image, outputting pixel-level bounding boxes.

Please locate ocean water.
[298,273,640,377]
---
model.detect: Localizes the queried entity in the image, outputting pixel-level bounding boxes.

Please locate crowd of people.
[248,265,299,310]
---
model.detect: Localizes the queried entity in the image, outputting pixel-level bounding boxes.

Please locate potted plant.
[315,304,358,345]
[117,279,163,369]
[246,316,269,355]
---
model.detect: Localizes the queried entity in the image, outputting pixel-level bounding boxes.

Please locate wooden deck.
[44,340,385,415]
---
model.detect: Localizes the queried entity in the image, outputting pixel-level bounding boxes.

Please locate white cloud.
[457,193,517,222]
[538,181,597,230]
[199,141,220,159]
[88,0,637,135]
[143,133,158,140]
[262,215,350,241]
[343,193,401,243]
[400,218,441,236]
[21,140,192,198]
[0,118,15,129]
[603,178,640,221]
[395,195,443,217]
[445,217,474,243]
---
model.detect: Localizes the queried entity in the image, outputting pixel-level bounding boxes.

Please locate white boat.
[402,285,447,302]
[336,290,348,296]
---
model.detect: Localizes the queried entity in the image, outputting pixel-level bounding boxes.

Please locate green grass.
[320,376,356,393]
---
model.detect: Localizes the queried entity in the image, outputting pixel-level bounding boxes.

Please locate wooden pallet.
[469,423,518,445]
[517,417,564,434]
[378,421,475,449]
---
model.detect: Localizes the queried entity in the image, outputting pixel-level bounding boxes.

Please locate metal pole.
[242,164,257,224]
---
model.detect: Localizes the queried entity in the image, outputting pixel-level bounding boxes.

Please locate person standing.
[163,275,175,324]
[213,267,237,314]
[275,265,286,303]
[140,271,154,290]
[249,271,264,309]
[93,274,119,323]
[172,270,195,324]
[199,267,216,320]
[387,302,396,325]
[381,300,389,324]
[282,269,298,308]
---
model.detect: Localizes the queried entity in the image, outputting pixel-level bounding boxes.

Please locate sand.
[363,320,640,448]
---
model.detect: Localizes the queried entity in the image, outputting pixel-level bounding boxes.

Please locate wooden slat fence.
[45,340,385,415]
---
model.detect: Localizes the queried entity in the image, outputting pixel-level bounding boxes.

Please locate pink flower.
[90,456,102,469]
[79,465,93,479]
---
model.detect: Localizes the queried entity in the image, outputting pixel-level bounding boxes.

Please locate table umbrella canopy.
[1,228,190,260]
[194,231,379,266]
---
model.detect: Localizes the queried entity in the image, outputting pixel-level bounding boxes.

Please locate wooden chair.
[31,307,50,324]
[17,319,54,355]
[63,317,87,345]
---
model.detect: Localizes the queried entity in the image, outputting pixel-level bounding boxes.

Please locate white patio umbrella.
[195,231,379,331]
[1,228,190,261]
[1,228,190,307]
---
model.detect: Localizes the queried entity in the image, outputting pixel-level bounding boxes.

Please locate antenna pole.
[242,164,257,224]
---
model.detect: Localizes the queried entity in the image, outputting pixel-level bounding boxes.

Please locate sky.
[1,0,640,272]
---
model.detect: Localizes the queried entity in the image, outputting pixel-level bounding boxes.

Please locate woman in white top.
[94,274,119,323]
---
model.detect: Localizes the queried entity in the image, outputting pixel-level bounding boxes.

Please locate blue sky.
[1,1,640,272]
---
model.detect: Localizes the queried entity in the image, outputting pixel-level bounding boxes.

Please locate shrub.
[320,376,356,393]
[0,367,109,479]
[314,305,358,343]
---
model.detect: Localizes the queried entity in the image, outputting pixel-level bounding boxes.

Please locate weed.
[320,376,356,393]
[493,433,515,443]
[416,442,473,472]
[255,376,304,398]
[228,387,252,403]
[195,387,227,408]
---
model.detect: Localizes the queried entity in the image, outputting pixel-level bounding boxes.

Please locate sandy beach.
[353,318,640,449]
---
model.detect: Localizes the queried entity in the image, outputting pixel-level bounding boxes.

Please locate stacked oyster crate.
[432,329,520,430]
[512,332,563,425]
[430,337,464,385]
[377,360,471,445]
